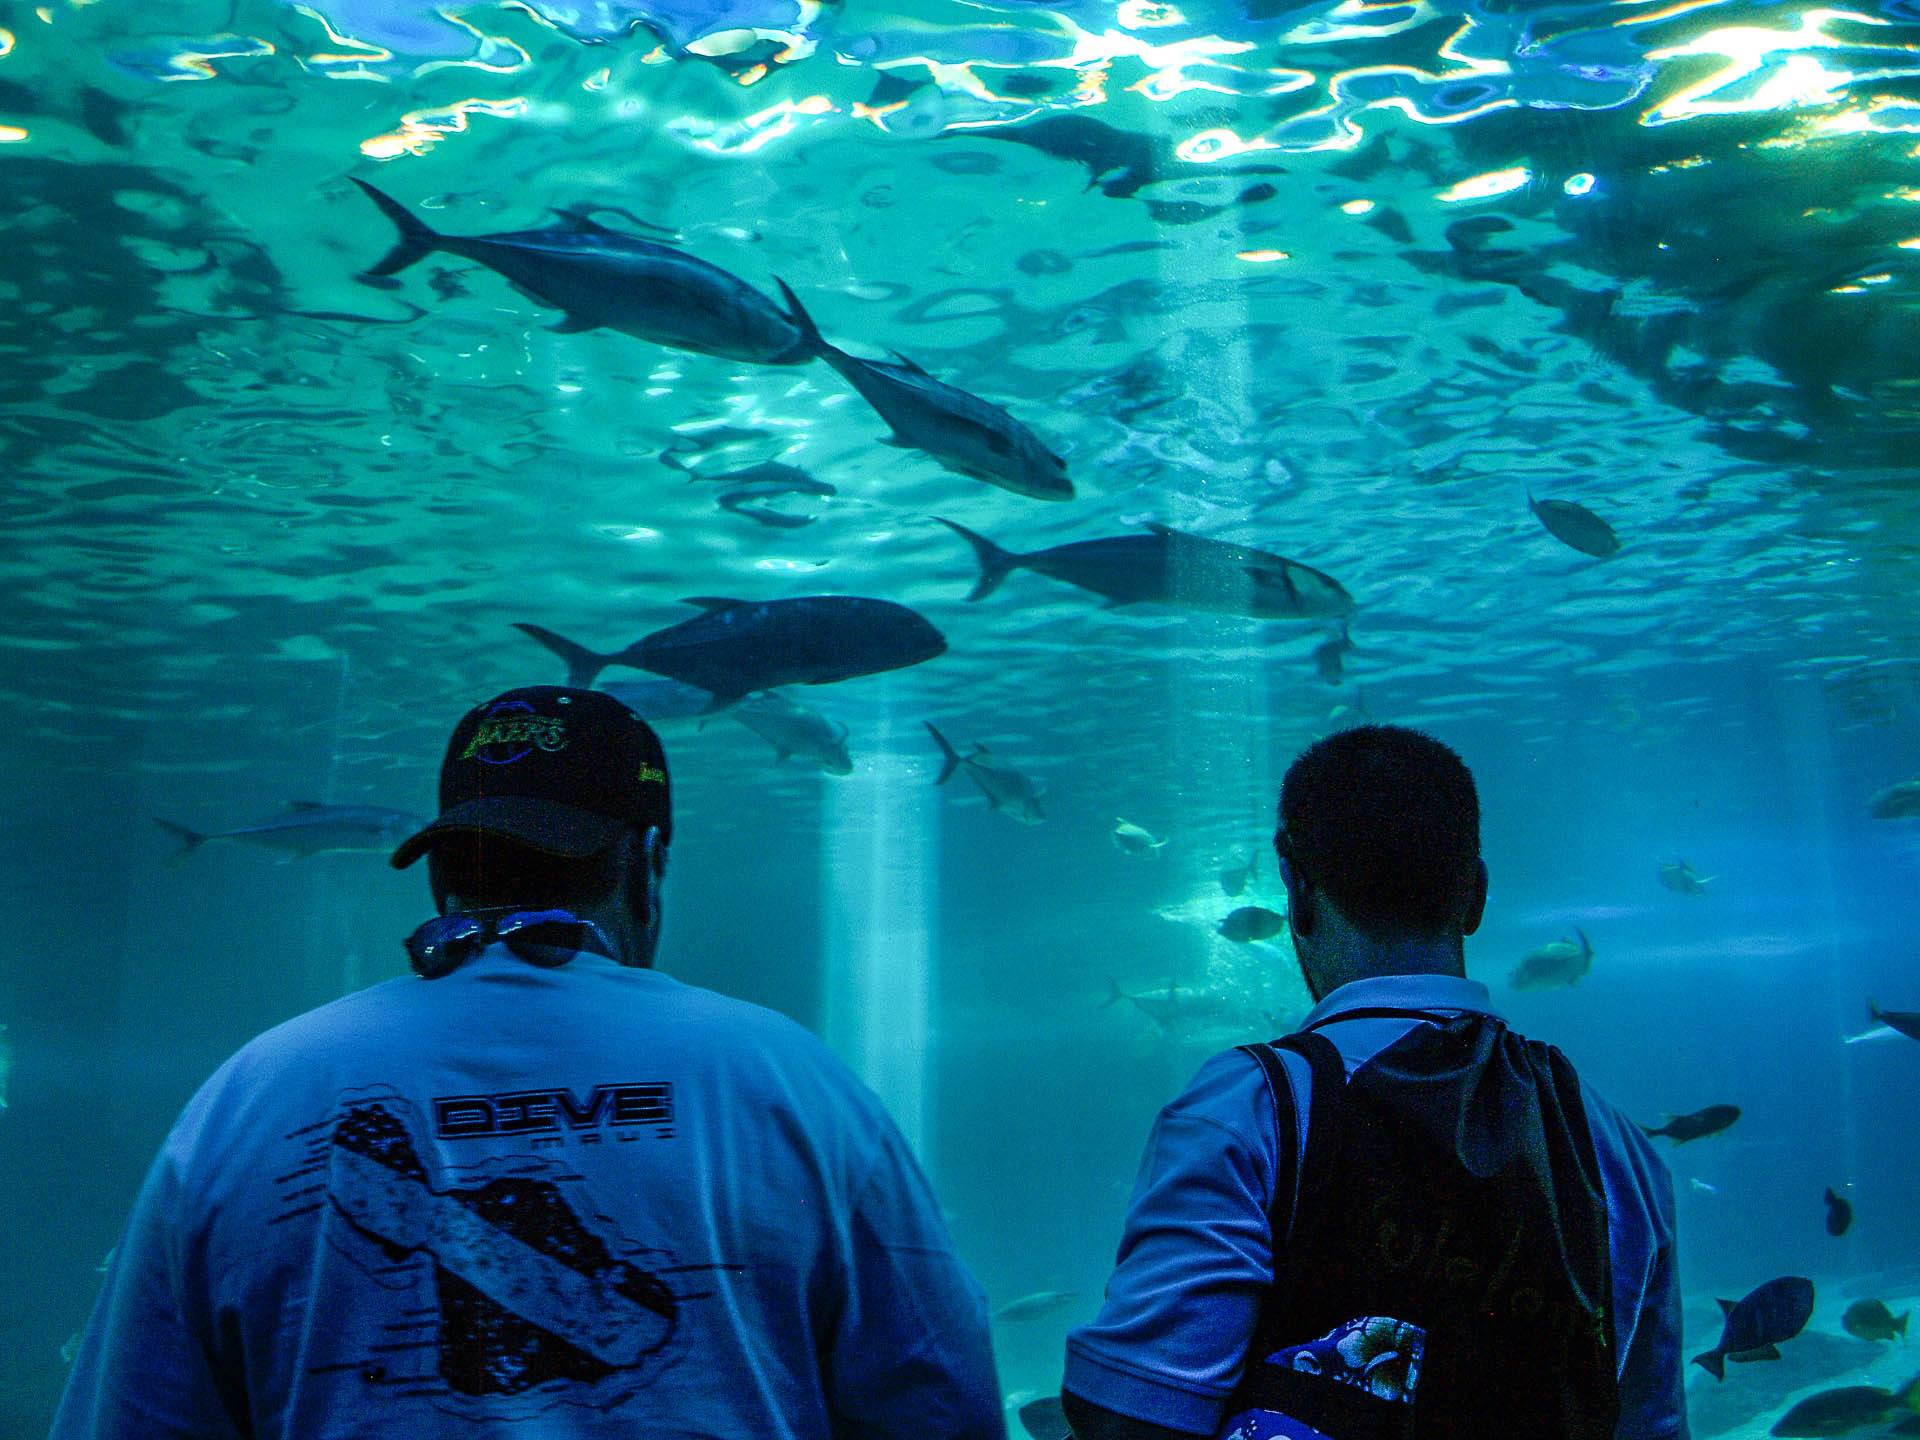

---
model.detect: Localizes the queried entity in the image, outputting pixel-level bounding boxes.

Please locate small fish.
[515,596,946,707]
[351,180,814,364]
[1869,780,1920,819]
[1658,859,1713,896]
[1219,849,1259,896]
[925,723,1045,824]
[1692,1275,1815,1381]
[1868,1001,1920,1042]
[723,692,851,775]
[1641,1104,1741,1143]
[1841,1298,1908,1343]
[936,517,1355,620]
[1113,819,1167,855]
[1312,624,1354,684]
[1825,1187,1854,1237]
[1770,1381,1919,1436]
[155,803,427,863]
[1528,493,1620,558]
[777,282,1072,501]
[1217,906,1287,943]
[1508,928,1593,989]
[661,447,836,529]
[993,1291,1078,1322]
[1690,1178,1721,1196]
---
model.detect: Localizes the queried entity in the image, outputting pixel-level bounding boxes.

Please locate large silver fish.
[516,596,946,707]
[925,722,1044,823]
[1868,779,1920,818]
[155,803,427,862]
[777,281,1072,501]
[1508,928,1594,989]
[725,692,852,775]
[936,517,1354,619]
[352,180,814,364]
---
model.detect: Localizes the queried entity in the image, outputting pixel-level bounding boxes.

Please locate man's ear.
[1462,859,1489,936]
[1280,856,1314,937]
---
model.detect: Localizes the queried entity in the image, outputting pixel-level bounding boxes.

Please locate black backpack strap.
[1239,1032,1351,1252]
[1236,1042,1302,1246]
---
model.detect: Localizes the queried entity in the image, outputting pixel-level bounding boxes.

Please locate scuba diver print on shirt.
[272,1085,735,1422]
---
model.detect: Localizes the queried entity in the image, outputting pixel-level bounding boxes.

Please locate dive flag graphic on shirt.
[285,1087,715,1419]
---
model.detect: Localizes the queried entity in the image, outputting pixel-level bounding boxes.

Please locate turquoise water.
[4,0,1920,1432]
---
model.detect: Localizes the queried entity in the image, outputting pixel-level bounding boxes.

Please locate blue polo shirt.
[1065,974,1686,1439]
[52,946,1003,1440]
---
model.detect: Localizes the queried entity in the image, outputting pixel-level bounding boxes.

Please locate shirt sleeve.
[822,1122,1005,1440]
[1614,1165,1689,1440]
[48,1129,248,1440]
[1063,1051,1280,1436]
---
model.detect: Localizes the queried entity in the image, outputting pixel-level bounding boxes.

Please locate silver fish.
[1528,493,1620,558]
[1113,818,1167,854]
[353,180,814,364]
[597,678,721,724]
[1658,860,1713,895]
[1102,976,1272,1037]
[1868,780,1920,819]
[925,722,1045,823]
[936,517,1353,619]
[1508,928,1594,989]
[778,281,1073,500]
[155,803,426,862]
[993,1290,1078,1322]
[1219,848,1260,896]
[725,692,852,775]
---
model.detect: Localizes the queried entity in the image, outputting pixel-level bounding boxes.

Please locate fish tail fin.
[924,722,963,785]
[154,818,207,864]
[1576,926,1592,957]
[1870,998,1884,1025]
[512,623,615,689]
[659,447,696,476]
[1897,1310,1911,1339]
[1102,976,1125,1010]
[351,178,441,277]
[1637,1119,1667,1139]
[1690,1349,1726,1382]
[932,517,1022,601]
[773,277,828,359]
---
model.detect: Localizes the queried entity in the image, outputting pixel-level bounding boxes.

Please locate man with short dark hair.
[1062,725,1684,1440]
[53,686,1003,1440]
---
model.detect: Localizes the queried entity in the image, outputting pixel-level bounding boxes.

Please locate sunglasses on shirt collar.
[405,908,614,979]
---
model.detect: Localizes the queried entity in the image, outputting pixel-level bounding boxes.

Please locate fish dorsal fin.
[1717,1298,1737,1317]
[551,206,623,234]
[680,596,746,612]
[288,800,328,810]
[888,350,934,378]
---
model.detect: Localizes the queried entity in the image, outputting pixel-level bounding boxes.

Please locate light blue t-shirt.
[52,945,1004,1440]
[1065,974,1687,1439]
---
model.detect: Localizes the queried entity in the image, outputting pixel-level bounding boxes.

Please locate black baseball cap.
[390,687,671,870]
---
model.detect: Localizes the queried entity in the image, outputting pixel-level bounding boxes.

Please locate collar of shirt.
[1299,971,1498,1030]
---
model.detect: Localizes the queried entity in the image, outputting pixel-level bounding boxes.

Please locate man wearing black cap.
[52,688,1004,1440]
